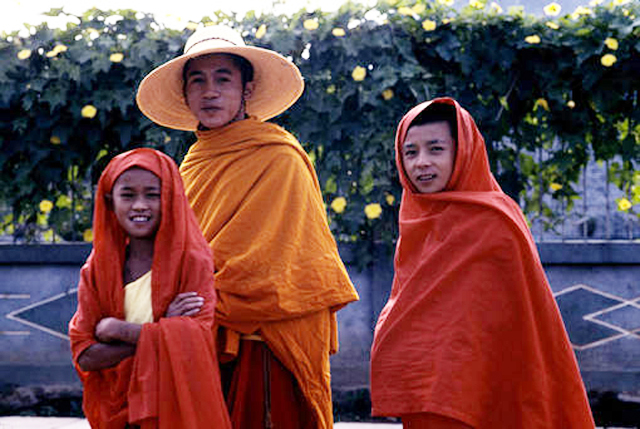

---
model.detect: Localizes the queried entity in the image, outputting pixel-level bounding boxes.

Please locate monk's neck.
[124,238,154,284]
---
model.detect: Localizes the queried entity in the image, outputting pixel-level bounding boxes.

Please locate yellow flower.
[109,53,124,63]
[303,19,319,30]
[255,24,267,39]
[17,49,32,60]
[422,19,437,31]
[39,200,54,213]
[525,35,541,44]
[469,0,485,8]
[613,0,630,5]
[185,22,199,31]
[442,18,452,24]
[398,6,414,15]
[81,104,98,119]
[56,195,72,209]
[601,53,617,67]
[571,6,593,18]
[437,0,455,5]
[46,44,68,58]
[382,89,394,100]
[543,2,561,16]
[386,194,395,205]
[618,198,632,211]
[567,100,576,108]
[589,0,603,5]
[326,84,336,94]
[332,28,346,37]
[412,3,426,14]
[83,228,94,242]
[534,98,550,112]
[364,203,383,219]
[43,229,54,242]
[352,65,367,82]
[331,197,347,213]
[550,183,563,191]
[545,21,560,29]
[50,136,61,145]
[604,37,619,50]
[490,2,503,13]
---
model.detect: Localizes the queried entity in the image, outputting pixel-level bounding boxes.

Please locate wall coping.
[1,241,639,265]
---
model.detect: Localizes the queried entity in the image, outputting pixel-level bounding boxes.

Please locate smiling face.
[110,168,162,240]
[401,121,456,193]
[183,54,255,129]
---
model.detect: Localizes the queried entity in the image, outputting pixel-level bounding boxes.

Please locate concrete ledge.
[538,241,640,265]
[0,244,91,265]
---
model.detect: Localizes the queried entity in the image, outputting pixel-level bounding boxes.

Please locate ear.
[243,82,255,100]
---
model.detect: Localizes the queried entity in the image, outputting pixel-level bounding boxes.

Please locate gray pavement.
[0,417,401,428]
[0,417,623,428]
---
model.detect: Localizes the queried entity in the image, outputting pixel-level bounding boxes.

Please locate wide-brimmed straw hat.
[136,25,304,131]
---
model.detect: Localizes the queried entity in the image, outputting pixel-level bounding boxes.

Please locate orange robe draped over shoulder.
[179,118,359,428]
[370,98,595,428]
[69,148,231,429]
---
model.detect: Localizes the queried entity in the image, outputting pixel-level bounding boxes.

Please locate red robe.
[69,148,231,429]
[370,98,595,428]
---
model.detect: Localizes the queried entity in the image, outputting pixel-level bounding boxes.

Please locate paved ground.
[0,417,402,428]
[0,417,629,428]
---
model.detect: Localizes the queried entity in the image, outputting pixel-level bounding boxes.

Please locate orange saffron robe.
[69,148,231,429]
[179,118,359,428]
[370,98,595,428]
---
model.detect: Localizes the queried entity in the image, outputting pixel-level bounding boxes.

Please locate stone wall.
[1,242,639,398]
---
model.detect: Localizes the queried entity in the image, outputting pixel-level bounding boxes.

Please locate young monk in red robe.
[370,98,595,428]
[69,148,231,429]
[135,26,359,428]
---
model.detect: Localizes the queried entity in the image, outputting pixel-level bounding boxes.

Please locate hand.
[165,292,205,318]
[95,317,122,343]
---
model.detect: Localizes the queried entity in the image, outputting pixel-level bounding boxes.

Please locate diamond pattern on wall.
[554,284,640,350]
[5,289,78,340]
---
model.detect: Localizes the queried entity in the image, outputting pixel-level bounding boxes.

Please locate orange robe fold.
[69,148,231,429]
[370,98,595,428]
[180,118,359,428]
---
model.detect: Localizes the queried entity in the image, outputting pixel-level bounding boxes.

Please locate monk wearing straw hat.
[136,25,359,429]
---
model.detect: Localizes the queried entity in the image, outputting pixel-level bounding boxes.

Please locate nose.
[202,78,221,98]
[132,197,148,211]
[416,152,432,168]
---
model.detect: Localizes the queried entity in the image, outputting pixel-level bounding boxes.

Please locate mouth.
[130,215,151,223]
[416,174,436,182]
[201,105,221,112]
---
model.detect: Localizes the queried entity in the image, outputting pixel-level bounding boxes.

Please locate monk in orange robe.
[69,148,231,429]
[370,98,595,428]
[136,26,359,428]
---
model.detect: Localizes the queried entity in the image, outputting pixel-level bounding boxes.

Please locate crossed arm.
[77,292,205,372]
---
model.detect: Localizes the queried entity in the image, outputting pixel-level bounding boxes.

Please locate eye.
[147,192,161,199]
[404,149,417,157]
[430,145,445,152]
[119,192,134,199]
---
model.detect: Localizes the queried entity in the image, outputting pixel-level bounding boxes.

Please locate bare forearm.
[96,317,142,345]
[77,342,136,371]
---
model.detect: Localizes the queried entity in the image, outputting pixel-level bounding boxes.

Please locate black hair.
[409,103,458,143]
[182,52,255,92]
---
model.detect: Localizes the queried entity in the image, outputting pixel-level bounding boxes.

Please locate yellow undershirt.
[124,271,153,324]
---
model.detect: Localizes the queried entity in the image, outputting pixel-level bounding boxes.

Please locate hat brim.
[136,45,304,131]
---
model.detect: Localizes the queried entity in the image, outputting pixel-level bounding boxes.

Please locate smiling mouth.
[131,215,151,223]
[417,174,436,182]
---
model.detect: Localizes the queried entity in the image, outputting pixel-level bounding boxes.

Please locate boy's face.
[401,121,456,193]
[110,168,162,240]
[184,54,254,129]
